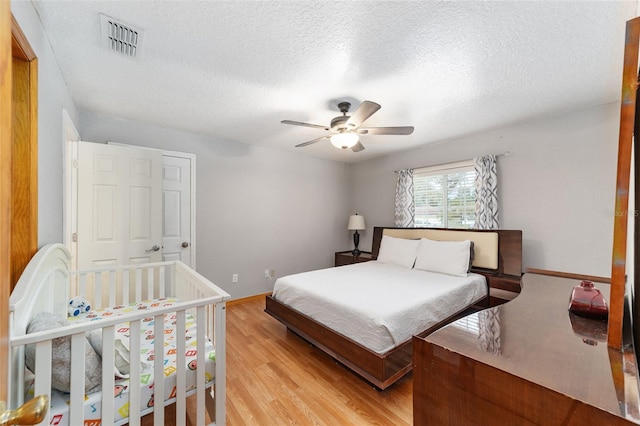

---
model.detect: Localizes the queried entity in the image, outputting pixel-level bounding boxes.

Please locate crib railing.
[71,260,224,347]
[10,257,229,426]
[11,299,225,425]
[72,261,176,309]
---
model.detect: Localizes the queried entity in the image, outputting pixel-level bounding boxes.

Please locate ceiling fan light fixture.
[330,132,359,149]
[283,100,412,151]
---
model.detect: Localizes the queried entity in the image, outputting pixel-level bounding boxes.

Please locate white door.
[77,142,163,269]
[162,155,193,266]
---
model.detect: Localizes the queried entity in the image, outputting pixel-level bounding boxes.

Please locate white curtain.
[474,155,499,229]
[395,169,415,227]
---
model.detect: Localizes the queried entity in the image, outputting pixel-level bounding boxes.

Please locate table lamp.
[348,214,366,256]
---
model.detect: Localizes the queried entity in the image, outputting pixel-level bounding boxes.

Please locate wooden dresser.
[413,273,640,425]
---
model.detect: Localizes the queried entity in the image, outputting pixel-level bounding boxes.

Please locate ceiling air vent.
[100,13,143,59]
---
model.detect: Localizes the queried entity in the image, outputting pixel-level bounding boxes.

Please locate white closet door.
[162,155,192,266]
[77,142,163,269]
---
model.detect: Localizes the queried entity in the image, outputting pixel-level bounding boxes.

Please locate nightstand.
[334,250,374,267]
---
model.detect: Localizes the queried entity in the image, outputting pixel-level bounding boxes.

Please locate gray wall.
[80,112,352,299]
[13,0,622,291]
[350,103,620,278]
[12,1,81,245]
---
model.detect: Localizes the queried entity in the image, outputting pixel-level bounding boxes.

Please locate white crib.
[8,244,230,426]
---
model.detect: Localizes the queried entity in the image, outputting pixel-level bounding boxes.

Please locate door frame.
[66,142,197,269]
[62,109,80,270]
[1,1,13,404]
[2,7,39,404]
[10,13,37,290]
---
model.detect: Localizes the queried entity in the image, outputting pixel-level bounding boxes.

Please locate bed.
[265,226,523,389]
[8,243,230,426]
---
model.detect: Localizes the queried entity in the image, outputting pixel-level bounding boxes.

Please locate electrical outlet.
[232,273,238,283]
[264,269,270,278]
[269,269,275,277]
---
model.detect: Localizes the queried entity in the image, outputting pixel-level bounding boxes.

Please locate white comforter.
[272,261,487,354]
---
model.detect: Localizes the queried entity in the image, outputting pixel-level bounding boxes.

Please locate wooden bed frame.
[265,226,522,389]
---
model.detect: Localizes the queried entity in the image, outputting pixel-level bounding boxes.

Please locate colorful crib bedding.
[25,298,216,426]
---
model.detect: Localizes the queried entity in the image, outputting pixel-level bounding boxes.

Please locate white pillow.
[376,235,420,268]
[414,238,471,277]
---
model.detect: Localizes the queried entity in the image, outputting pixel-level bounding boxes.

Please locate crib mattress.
[25,298,215,426]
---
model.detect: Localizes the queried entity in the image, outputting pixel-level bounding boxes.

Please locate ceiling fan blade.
[281,120,329,131]
[357,126,414,135]
[351,141,365,152]
[346,101,381,128]
[295,135,330,148]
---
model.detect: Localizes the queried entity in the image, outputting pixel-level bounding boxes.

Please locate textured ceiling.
[33,1,637,163]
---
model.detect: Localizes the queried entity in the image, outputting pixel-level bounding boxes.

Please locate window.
[413,161,476,229]
[450,313,480,334]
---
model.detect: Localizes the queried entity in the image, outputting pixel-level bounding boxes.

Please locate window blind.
[413,164,475,229]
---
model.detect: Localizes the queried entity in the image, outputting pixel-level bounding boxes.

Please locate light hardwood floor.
[226,297,413,425]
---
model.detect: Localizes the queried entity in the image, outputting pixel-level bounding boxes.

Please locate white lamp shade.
[331,132,359,149]
[348,214,366,231]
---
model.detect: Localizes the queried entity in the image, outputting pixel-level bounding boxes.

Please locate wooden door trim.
[10,14,38,290]
[0,1,13,404]
[11,15,35,61]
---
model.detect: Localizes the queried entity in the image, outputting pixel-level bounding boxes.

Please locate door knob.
[181,242,189,248]
[0,395,48,425]
[145,245,160,252]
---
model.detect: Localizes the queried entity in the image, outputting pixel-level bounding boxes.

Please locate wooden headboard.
[371,227,522,277]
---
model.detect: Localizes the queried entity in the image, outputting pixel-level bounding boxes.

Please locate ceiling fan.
[281,101,414,152]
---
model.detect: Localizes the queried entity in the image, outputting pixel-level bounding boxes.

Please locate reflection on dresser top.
[414,273,639,425]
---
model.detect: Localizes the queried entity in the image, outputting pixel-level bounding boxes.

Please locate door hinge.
[72,233,77,242]
[72,159,78,168]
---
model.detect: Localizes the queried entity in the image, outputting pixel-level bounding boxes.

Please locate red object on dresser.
[568,280,608,319]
